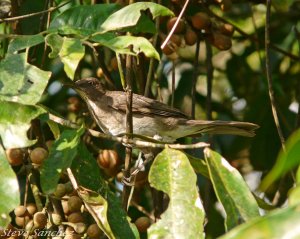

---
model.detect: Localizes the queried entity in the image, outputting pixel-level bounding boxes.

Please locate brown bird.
[72,77,259,142]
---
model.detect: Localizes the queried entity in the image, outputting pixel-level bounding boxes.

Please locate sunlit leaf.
[100,2,173,33]
[0,52,51,105]
[7,34,44,53]
[46,34,85,80]
[0,101,46,148]
[204,148,259,231]
[40,126,84,194]
[0,146,20,228]
[148,148,205,239]
[260,129,300,191]
[219,204,300,239]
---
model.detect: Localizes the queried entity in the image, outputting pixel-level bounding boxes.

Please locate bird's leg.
[122,151,155,186]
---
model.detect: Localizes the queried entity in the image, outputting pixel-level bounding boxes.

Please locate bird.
[71,77,259,143]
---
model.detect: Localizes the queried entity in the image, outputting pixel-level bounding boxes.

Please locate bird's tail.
[184,120,259,137]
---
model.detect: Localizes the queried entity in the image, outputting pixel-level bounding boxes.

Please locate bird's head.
[71,78,106,100]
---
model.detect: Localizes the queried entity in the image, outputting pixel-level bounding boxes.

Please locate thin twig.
[41,0,52,68]
[171,61,176,108]
[0,1,70,23]
[161,0,190,49]
[116,53,126,89]
[265,0,286,151]
[144,0,161,97]
[294,26,300,129]
[122,54,134,211]
[48,113,209,149]
[205,40,213,121]
[191,38,201,119]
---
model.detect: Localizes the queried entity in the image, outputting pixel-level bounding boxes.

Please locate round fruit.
[209,32,232,50]
[97,149,120,170]
[14,205,27,217]
[64,234,81,239]
[30,147,48,165]
[26,203,37,216]
[33,212,47,229]
[96,67,104,78]
[219,23,234,37]
[68,96,81,112]
[87,224,102,239]
[220,0,232,11]
[135,216,151,233]
[170,34,182,47]
[184,28,198,45]
[67,196,82,213]
[110,57,118,71]
[191,12,211,31]
[15,216,30,228]
[54,184,66,198]
[167,17,185,34]
[67,212,84,223]
[73,222,87,234]
[162,45,175,55]
[6,148,24,166]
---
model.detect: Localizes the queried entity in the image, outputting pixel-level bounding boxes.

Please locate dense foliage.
[0,0,300,238]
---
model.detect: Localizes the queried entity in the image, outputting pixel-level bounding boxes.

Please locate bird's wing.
[106,91,189,118]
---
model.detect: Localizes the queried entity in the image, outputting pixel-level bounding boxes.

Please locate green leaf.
[0,52,51,105]
[148,148,205,239]
[7,34,44,54]
[204,148,259,231]
[288,185,300,206]
[186,153,209,178]
[0,145,20,228]
[40,127,84,194]
[260,129,300,191]
[71,142,137,239]
[49,4,121,36]
[78,187,114,239]
[100,2,173,33]
[0,101,46,148]
[92,35,160,60]
[46,34,85,80]
[46,120,60,139]
[219,204,300,239]
[272,0,294,11]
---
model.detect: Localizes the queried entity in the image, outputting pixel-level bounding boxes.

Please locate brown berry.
[135,217,151,233]
[73,222,87,234]
[54,184,66,198]
[184,28,198,45]
[110,57,118,71]
[33,212,47,229]
[14,206,27,217]
[191,12,211,31]
[15,216,30,228]
[45,140,54,150]
[170,34,182,47]
[98,149,120,175]
[87,224,102,239]
[26,203,37,216]
[68,96,81,112]
[68,196,82,213]
[167,17,185,34]
[96,67,104,78]
[30,147,48,165]
[219,23,234,36]
[6,148,24,166]
[68,212,84,223]
[162,45,175,55]
[220,0,232,11]
[209,32,232,50]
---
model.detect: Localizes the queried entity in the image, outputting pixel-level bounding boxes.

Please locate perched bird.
[72,77,259,142]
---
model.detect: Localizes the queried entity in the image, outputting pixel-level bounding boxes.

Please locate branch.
[265,0,286,151]
[0,1,70,23]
